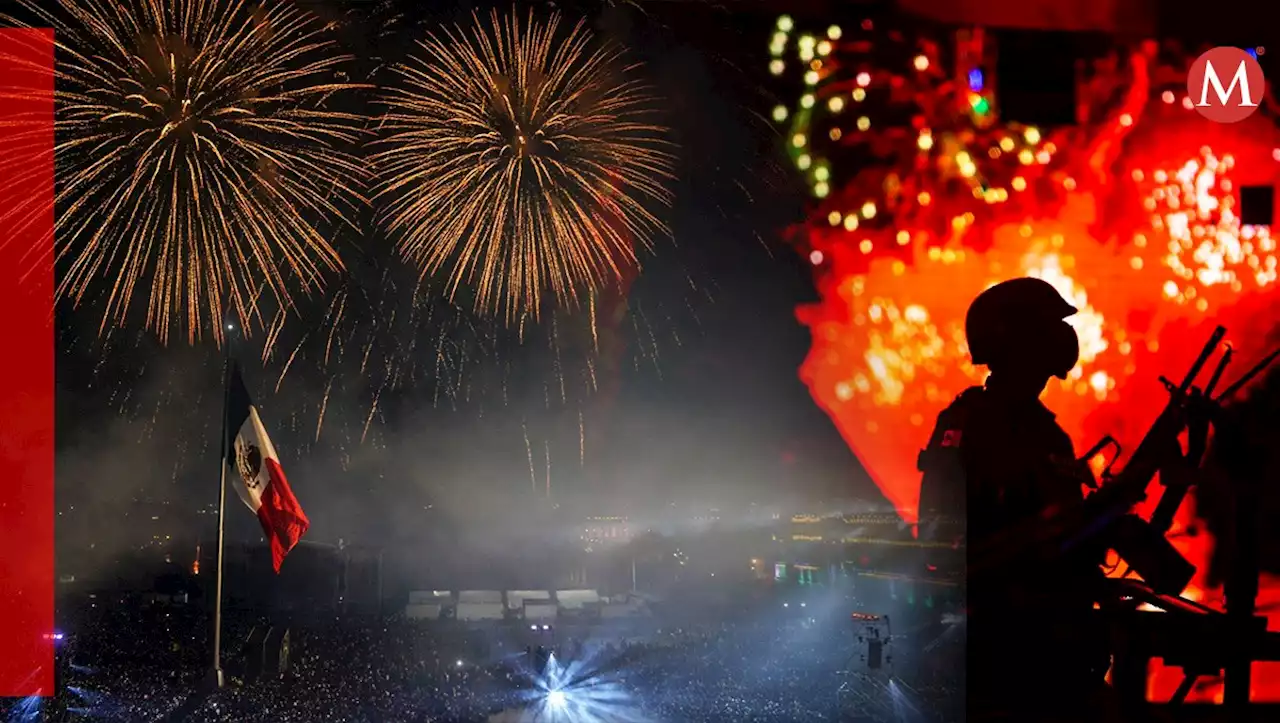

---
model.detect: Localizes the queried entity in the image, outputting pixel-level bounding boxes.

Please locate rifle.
[970,326,1280,587]
[1088,328,1280,532]
[1072,326,1227,541]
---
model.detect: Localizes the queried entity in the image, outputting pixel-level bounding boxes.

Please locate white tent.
[405,603,442,621]
[459,590,503,604]
[524,602,557,621]
[555,589,600,610]
[506,590,552,610]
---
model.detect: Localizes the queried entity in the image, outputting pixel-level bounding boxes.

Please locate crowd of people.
[5,590,961,722]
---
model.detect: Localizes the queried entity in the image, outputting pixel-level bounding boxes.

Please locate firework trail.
[523,419,537,493]
[0,0,367,346]
[294,0,407,81]
[371,8,676,324]
[252,251,498,450]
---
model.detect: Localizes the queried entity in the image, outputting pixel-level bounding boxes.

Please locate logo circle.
[1187,47,1265,123]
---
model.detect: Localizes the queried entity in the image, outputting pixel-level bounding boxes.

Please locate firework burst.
[0,0,367,345]
[372,8,676,324]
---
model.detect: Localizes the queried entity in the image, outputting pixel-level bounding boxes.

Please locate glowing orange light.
[802,147,1277,515]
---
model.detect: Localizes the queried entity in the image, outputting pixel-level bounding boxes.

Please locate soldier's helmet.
[965,277,1080,379]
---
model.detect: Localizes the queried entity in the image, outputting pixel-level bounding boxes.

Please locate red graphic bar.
[0,28,55,698]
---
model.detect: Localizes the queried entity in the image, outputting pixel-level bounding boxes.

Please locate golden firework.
[372,9,676,323]
[0,0,367,345]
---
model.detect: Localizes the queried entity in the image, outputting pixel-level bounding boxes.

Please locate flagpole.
[211,326,233,689]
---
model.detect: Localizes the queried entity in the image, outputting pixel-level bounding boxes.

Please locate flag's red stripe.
[258,459,310,573]
[0,28,55,698]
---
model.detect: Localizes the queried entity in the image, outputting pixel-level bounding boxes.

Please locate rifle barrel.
[1214,346,1280,403]
[1204,345,1232,398]
[1179,326,1226,394]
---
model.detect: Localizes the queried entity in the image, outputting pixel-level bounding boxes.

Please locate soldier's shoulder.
[928,386,987,432]
[940,386,987,415]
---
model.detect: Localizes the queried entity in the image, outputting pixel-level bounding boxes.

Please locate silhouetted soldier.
[917,278,1112,722]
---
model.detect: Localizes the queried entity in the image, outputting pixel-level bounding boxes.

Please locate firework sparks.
[258,263,488,447]
[1,0,367,345]
[523,419,537,493]
[372,9,676,323]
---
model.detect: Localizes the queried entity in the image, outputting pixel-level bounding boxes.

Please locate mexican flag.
[226,364,309,572]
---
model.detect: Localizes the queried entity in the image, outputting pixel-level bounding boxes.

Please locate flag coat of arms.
[226,364,309,572]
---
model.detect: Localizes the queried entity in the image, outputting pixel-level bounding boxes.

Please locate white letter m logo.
[1198,59,1259,107]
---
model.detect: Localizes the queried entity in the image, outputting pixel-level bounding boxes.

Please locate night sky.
[51,0,880,557]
